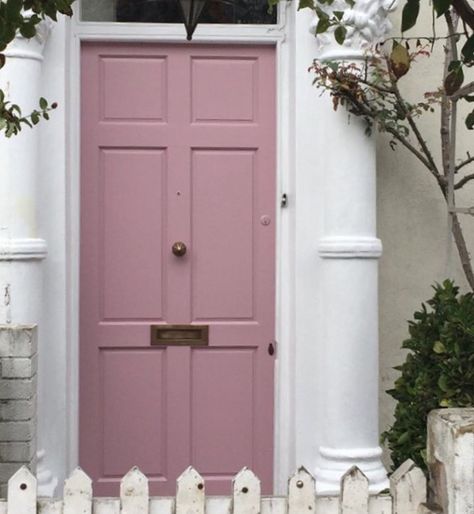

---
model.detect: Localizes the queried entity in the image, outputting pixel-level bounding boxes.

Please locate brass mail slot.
[150,324,209,346]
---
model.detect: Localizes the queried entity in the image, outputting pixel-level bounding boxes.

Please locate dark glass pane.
[114,0,277,24]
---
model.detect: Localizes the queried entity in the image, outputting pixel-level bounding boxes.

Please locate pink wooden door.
[80,43,276,496]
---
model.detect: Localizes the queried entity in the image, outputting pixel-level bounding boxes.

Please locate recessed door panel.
[80,43,276,496]
[191,149,255,320]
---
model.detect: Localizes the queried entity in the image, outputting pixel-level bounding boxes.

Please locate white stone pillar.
[0,20,50,325]
[311,0,397,494]
[0,17,55,495]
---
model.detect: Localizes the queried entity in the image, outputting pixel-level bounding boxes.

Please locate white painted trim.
[2,49,45,61]
[0,239,48,261]
[64,2,295,494]
[318,237,383,259]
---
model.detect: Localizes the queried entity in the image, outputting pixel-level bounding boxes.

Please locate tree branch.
[451,81,474,101]
[456,154,474,172]
[389,74,442,178]
[455,172,474,189]
[344,92,446,186]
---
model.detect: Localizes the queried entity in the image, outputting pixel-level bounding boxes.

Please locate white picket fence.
[0,461,432,514]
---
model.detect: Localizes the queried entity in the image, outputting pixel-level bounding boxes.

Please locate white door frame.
[65,3,296,492]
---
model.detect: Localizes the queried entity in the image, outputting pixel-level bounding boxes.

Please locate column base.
[315,446,388,494]
[36,449,59,497]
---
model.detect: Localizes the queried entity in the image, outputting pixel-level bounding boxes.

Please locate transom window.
[81,0,277,24]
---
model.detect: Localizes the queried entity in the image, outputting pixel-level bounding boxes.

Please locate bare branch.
[455,173,474,189]
[456,154,474,172]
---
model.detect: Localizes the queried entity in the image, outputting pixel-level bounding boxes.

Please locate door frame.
[66,4,295,493]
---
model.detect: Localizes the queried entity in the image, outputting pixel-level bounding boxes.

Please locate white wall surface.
[377,3,474,467]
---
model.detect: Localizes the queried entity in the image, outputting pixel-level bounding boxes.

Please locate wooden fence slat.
[7,466,37,514]
[38,498,63,514]
[288,467,316,514]
[233,468,260,514]
[120,467,149,514]
[390,460,427,514]
[94,499,121,514]
[340,467,369,514]
[176,467,205,514]
[64,468,93,514]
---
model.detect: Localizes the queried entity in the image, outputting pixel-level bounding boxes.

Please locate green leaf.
[461,34,474,63]
[401,0,420,32]
[397,431,411,445]
[334,25,347,45]
[298,0,314,10]
[433,0,451,17]
[466,109,474,130]
[433,341,446,354]
[438,374,450,392]
[19,21,37,39]
[316,17,331,34]
[390,41,410,79]
[444,61,464,96]
[39,97,48,110]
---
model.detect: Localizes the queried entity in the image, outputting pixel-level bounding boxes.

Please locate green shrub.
[381,280,474,473]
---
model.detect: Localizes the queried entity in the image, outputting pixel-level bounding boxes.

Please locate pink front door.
[80,43,276,496]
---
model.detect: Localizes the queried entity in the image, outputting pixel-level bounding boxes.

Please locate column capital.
[310,0,398,61]
[4,14,53,62]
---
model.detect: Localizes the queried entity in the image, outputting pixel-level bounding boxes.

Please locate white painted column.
[310,0,397,494]
[0,18,57,495]
[0,19,51,324]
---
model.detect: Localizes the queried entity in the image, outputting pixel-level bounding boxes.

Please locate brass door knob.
[172,241,187,257]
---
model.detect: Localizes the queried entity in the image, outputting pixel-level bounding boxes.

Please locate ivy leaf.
[401,0,420,32]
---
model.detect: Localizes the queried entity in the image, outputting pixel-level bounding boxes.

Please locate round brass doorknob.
[172,241,187,257]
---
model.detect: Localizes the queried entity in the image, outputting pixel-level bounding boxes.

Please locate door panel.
[80,43,276,496]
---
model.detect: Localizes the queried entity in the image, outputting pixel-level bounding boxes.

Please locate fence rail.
[2,408,474,514]
[0,462,430,514]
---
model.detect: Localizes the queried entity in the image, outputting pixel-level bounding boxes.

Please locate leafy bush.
[382,280,474,473]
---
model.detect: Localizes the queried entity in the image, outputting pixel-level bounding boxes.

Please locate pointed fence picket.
[3,463,435,514]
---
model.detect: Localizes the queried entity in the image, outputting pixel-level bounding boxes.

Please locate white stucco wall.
[377,3,474,467]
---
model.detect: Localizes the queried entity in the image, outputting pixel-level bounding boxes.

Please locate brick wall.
[0,326,37,496]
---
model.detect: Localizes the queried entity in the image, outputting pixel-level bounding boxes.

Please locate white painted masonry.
[309,0,397,493]
[0,0,399,497]
[0,326,37,497]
